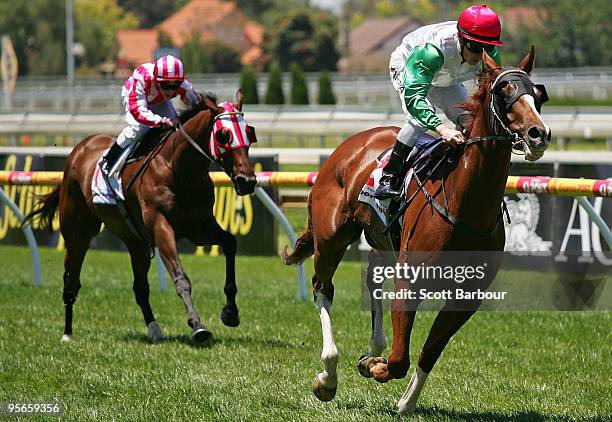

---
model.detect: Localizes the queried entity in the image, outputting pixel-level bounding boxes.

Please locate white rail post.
[254,186,307,300]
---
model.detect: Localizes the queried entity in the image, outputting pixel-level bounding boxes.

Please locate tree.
[181,33,210,74]
[202,40,241,73]
[265,10,340,71]
[265,63,285,105]
[118,0,175,28]
[290,63,309,105]
[0,0,67,76]
[75,0,139,70]
[317,71,336,105]
[240,66,259,104]
[157,31,174,48]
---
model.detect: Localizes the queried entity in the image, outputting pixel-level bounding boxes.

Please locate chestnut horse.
[25,91,256,344]
[282,49,551,414]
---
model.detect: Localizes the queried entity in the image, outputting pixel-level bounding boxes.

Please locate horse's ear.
[203,95,221,115]
[234,89,244,111]
[482,50,498,72]
[518,45,536,75]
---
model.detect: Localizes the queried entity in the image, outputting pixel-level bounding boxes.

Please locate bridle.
[178,109,256,192]
[470,68,548,153]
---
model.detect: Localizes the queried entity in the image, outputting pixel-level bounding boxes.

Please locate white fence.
[6,68,612,112]
[0,107,611,147]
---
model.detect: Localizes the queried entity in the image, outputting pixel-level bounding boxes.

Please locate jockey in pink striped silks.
[100,55,200,177]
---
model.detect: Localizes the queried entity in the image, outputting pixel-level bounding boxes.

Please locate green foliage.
[0,0,67,76]
[202,40,241,73]
[181,33,210,74]
[75,0,139,69]
[157,31,174,48]
[265,63,285,104]
[240,66,259,104]
[290,63,308,105]
[317,71,336,105]
[265,10,339,71]
[117,0,175,28]
[181,35,241,74]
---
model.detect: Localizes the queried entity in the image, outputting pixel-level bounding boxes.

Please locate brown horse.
[25,91,256,344]
[282,48,551,414]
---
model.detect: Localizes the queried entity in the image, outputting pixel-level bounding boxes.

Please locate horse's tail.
[281,192,314,266]
[22,186,60,233]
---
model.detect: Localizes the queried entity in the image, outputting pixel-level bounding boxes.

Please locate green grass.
[0,245,610,421]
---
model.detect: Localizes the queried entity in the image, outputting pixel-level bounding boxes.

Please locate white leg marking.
[397,366,429,415]
[315,292,339,388]
[147,321,165,344]
[60,334,73,343]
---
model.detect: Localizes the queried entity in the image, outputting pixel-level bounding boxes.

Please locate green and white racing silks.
[389,21,501,130]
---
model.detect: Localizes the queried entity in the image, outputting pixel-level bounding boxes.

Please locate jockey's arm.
[178,79,200,106]
[403,43,445,131]
[128,75,165,127]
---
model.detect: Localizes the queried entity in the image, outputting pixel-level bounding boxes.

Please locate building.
[116,0,264,72]
[339,17,421,73]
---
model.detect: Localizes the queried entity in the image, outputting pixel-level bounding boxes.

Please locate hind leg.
[357,249,388,377]
[59,187,101,342]
[311,222,361,402]
[126,240,164,343]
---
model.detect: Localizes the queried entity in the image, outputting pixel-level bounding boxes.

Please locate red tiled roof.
[116,0,264,68]
[116,29,158,67]
[349,17,418,57]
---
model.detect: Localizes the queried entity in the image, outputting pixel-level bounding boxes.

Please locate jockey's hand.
[162,117,181,129]
[436,124,465,148]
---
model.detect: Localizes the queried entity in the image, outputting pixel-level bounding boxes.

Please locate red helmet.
[458,4,503,47]
[154,55,185,82]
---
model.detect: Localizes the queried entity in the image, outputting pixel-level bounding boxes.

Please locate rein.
[390,70,535,239]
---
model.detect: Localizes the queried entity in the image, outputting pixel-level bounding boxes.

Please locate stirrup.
[374,179,401,199]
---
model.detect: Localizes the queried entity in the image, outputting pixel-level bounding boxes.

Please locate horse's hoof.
[60,334,73,343]
[397,399,417,416]
[220,305,240,327]
[356,354,387,379]
[312,376,337,402]
[191,325,213,343]
[147,321,165,344]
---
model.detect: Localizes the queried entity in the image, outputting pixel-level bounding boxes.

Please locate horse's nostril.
[528,126,543,140]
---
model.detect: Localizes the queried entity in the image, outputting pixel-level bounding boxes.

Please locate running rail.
[1,171,611,297]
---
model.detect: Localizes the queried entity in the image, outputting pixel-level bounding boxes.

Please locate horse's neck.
[447,112,511,228]
[165,115,212,181]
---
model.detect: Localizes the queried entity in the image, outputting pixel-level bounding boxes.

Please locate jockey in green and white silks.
[374,4,504,199]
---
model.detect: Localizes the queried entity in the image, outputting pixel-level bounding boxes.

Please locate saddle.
[359,133,455,251]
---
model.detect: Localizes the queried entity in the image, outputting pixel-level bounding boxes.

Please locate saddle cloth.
[92,147,126,205]
[357,133,444,227]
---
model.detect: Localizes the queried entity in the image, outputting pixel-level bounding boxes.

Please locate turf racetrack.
[0,245,610,421]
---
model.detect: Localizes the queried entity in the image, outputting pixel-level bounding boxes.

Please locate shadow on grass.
[120,332,297,349]
[416,406,575,421]
[120,332,215,349]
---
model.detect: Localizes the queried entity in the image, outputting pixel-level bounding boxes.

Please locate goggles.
[464,40,495,54]
[159,81,182,90]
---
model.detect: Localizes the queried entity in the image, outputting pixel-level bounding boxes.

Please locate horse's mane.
[458,71,497,134]
[136,92,218,147]
[177,91,218,124]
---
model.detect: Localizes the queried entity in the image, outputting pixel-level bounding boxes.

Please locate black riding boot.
[100,142,124,174]
[373,141,412,199]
